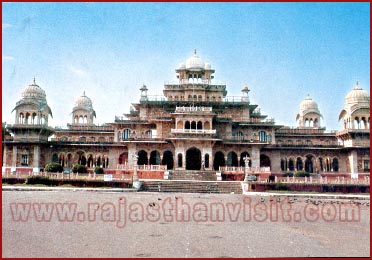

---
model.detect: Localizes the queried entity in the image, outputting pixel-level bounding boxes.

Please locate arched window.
[332,158,339,172]
[145,130,152,138]
[259,131,267,142]
[296,157,303,171]
[118,131,121,141]
[197,121,202,130]
[185,121,190,129]
[191,121,196,130]
[123,129,131,139]
[233,131,244,140]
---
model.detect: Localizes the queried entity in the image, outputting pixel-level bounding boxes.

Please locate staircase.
[140,180,243,194]
[169,170,217,181]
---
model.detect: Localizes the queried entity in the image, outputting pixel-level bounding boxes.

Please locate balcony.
[170,129,216,135]
[174,106,213,113]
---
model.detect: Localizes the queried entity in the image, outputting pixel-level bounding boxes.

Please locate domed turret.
[296,95,322,128]
[72,91,96,125]
[339,81,370,129]
[185,51,205,69]
[13,78,52,125]
[74,91,93,109]
[21,79,47,100]
[344,81,370,105]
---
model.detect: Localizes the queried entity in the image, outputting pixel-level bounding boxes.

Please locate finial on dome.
[83,91,86,96]
[33,77,36,85]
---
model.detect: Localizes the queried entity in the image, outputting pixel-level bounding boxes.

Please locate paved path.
[2,191,370,257]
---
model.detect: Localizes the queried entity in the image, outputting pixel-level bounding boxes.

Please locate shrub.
[295,170,310,177]
[71,164,88,173]
[26,175,52,185]
[44,162,63,173]
[94,167,104,174]
[283,172,294,177]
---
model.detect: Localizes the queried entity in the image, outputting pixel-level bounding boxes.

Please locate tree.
[45,162,63,173]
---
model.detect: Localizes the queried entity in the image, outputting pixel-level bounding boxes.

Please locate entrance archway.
[260,154,271,167]
[150,150,161,165]
[186,148,201,170]
[227,151,238,166]
[137,150,148,165]
[162,151,174,170]
[213,151,225,170]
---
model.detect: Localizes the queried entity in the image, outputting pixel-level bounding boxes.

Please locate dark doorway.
[150,150,161,165]
[260,154,271,167]
[162,151,174,170]
[213,151,225,170]
[138,150,148,165]
[186,148,201,170]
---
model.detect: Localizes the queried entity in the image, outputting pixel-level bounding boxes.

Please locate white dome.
[21,80,46,100]
[186,53,204,69]
[300,95,320,112]
[179,63,186,69]
[345,82,370,105]
[204,62,211,70]
[74,92,93,108]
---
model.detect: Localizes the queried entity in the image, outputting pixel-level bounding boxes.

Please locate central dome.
[185,53,205,69]
[74,92,93,108]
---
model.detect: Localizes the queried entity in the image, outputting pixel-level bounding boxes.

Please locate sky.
[2,2,370,130]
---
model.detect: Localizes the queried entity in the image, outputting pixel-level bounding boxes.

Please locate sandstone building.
[2,52,370,179]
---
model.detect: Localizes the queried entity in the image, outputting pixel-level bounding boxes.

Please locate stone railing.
[219,166,271,173]
[116,164,167,171]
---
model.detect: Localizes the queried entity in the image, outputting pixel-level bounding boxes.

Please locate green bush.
[44,162,63,173]
[94,167,104,174]
[71,164,88,173]
[294,170,310,177]
[283,172,294,177]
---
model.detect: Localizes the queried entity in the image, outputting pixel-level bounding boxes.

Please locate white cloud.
[69,65,88,77]
[2,23,13,29]
[2,55,14,62]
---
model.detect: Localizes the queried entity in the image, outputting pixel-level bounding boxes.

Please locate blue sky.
[2,2,370,130]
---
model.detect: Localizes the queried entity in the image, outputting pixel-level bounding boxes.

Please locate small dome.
[204,62,211,70]
[300,95,320,112]
[345,82,370,105]
[21,79,46,99]
[179,63,186,69]
[74,91,93,108]
[186,52,204,69]
[241,84,249,92]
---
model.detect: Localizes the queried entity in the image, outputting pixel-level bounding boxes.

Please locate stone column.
[251,146,260,169]
[12,146,17,167]
[132,154,139,182]
[2,145,8,167]
[33,146,40,172]
[348,150,358,174]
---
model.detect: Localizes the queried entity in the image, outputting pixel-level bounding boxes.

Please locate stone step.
[141,180,242,194]
[169,170,217,181]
